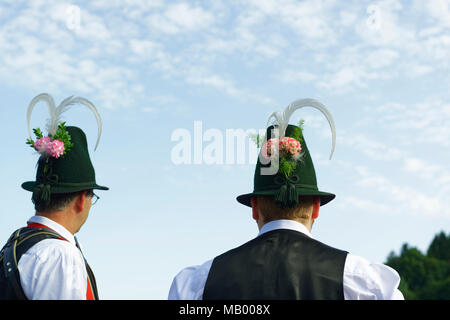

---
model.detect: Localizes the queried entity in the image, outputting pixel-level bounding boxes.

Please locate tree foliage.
[385,231,450,299]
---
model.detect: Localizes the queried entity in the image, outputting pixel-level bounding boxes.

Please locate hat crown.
[34,126,96,186]
[253,125,318,207]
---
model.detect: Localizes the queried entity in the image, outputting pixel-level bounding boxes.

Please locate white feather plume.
[27,93,56,140]
[46,95,76,135]
[26,93,103,151]
[69,96,103,151]
[265,98,336,160]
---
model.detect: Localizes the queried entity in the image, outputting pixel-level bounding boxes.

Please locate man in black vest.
[168,99,404,300]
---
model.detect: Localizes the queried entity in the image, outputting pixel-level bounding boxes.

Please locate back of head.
[33,190,94,213]
[257,195,315,224]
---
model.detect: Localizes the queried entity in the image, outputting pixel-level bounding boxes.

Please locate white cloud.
[366,49,399,69]
[338,196,391,215]
[354,166,450,218]
[272,0,448,92]
[0,2,141,109]
[129,39,164,61]
[181,67,273,105]
[5,1,286,105]
[141,106,157,113]
[185,70,242,97]
[244,0,338,45]
[374,100,450,147]
[90,0,164,11]
[279,70,318,83]
[318,66,366,91]
[407,64,433,77]
[0,1,449,110]
[403,157,443,180]
[339,10,358,27]
[356,0,415,48]
[425,0,450,28]
[147,3,214,35]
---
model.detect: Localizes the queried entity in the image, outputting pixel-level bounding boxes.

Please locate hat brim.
[237,189,335,207]
[22,181,109,194]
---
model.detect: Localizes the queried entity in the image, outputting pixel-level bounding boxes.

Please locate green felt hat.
[22,126,108,194]
[22,94,108,205]
[237,98,336,208]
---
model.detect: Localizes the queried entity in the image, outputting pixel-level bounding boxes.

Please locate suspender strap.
[2,224,98,300]
[1,227,63,300]
[74,236,99,300]
[2,229,27,300]
[85,263,99,300]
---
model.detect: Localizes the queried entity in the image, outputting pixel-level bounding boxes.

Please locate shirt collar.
[258,219,313,238]
[27,215,76,246]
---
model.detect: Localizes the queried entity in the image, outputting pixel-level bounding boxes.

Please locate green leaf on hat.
[52,122,73,154]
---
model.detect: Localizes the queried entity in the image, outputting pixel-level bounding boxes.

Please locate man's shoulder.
[20,238,80,264]
[217,229,348,259]
[168,259,214,300]
[344,253,399,277]
[173,259,214,282]
[343,253,404,300]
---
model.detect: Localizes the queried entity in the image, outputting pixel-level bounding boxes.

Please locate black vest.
[203,229,348,300]
[0,227,98,300]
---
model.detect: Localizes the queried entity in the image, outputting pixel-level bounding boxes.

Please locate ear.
[251,197,259,221]
[312,196,320,220]
[74,191,87,213]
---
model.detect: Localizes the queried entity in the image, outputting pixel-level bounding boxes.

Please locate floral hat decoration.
[238,98,336,209]
[22,93,108,206]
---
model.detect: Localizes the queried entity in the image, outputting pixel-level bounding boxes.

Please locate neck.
[36,211,78,235]
[259,218,313,232]
[302,219,314,232]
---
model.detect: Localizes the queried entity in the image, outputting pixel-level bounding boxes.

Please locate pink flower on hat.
[34,137,65,158]
[262,138,279,158]
[27,122,72,159]
[261,137,302,159]
[280,137,302,156]
[47,139,65,158]
[34,136,51,153]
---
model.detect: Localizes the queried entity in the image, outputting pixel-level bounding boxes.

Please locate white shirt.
[168,220,404,300]
[17,216,88,300]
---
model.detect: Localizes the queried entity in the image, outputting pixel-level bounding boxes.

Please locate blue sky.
[0,0,449,299]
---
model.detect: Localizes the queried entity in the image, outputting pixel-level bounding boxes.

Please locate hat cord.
[32,163,59,207]
[274,174,300,209]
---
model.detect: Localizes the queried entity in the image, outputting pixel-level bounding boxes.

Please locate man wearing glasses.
[15,189,102,300]
[0,95,108,300]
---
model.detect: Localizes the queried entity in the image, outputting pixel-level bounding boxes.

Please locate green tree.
[427,231,450,262]
[385,231,450,300]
